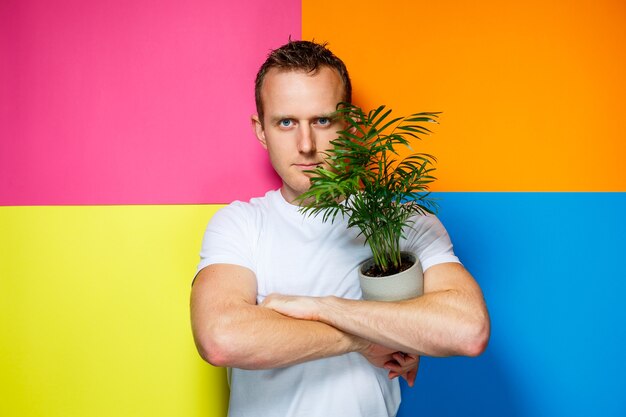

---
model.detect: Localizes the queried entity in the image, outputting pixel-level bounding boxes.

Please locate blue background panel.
[399,192,626,417]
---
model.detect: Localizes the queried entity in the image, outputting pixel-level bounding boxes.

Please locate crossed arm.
[262,262,490,357]
[190,263,366,370]
[190,261,489,384]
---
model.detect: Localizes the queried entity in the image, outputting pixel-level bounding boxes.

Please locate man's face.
[253,66,345,204]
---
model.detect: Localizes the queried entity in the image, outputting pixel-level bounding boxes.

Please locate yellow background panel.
[303,0,626,191]
[0,205,228,417]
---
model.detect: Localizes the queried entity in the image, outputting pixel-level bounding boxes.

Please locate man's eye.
[317,117,331,126]
[279,119,293,127]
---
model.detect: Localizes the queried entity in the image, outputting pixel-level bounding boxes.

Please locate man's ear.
[251,115,267,150]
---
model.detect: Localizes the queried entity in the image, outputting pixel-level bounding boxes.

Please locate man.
[190,40,490,417]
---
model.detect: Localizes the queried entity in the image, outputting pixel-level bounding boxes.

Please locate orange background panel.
[303,0,626,191]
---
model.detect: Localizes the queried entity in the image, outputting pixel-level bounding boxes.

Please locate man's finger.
[384,360,402,374]
[392,352,406,365]
[399,369,414,385]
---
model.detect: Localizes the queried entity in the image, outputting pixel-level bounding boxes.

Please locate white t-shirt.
[197,189,460,417]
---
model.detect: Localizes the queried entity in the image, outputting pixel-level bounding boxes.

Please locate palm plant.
[297,103,439,275]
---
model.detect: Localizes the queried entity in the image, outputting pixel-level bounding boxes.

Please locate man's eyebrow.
[317,112,336,119]
[269,113,337,124]
[269,115,294,124]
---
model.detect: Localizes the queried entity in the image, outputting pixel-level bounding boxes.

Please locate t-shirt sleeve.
[402,213,460,272]
[196,202,256,276]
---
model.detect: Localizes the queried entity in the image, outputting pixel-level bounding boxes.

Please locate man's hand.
[261,293,321,321]
[360,342,420,387]
[262,293,420,387]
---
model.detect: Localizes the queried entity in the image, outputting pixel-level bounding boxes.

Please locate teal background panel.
[399,192,626,417]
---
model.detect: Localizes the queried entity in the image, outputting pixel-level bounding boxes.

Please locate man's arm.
[262,262,490,358]
[190,263,364,369]
[191,263,419,373]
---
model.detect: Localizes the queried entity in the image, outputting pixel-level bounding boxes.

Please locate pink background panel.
[0,0,299,205]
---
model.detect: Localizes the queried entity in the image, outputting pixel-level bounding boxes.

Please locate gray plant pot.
[359,252,423,301]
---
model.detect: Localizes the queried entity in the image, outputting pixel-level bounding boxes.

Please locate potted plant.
[296,103,439,301]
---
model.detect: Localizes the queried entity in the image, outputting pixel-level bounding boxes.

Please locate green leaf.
[297,103,442,272]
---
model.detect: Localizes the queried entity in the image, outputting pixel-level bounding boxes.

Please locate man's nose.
[297,125,316,154]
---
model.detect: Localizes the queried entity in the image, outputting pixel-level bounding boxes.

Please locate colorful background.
[1,0,624,416]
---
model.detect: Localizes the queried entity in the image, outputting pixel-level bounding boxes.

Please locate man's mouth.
[294,163,321,169]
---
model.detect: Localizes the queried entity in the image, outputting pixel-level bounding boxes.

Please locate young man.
[190,40,490,417]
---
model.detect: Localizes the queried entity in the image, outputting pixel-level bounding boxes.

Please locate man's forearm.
[316,292,487,357]
[190,264,368,370]
[192,301,366,370]
[262,263,490,358]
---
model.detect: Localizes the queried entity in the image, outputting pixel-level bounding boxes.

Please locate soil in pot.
[362,253,415,277]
